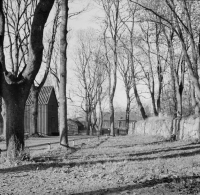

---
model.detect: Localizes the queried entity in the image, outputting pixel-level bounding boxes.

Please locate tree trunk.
[31,85,39,135]
[85,91,90,135]
[133,79,147,120]
[85,112,89,135]
[98,104,103,136]
[89,112,92,136]
[92,109,98,136]
[191,84,200,116]
[89,126,93,136]
[86,111,92,135]
[1,98,6,138]
[174,83,183,140]
[109,98,115,136]
[150,92,158,116]
[156,80,162,115]
[97,87,103,136]
[168,39,177,116]
[59,0,68,147]
[125,90,130,132]
[155,22,163,115]
[176,82,183,118]
[191,84,200,140]
[4,87,27,160]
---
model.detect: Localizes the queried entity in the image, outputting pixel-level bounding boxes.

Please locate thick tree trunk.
[4,88,27,160]
[31,85,39,135]
[59,0,68,147]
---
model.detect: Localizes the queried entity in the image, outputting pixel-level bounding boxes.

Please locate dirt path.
[1,135,200,195]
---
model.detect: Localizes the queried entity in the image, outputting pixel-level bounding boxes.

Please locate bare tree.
[162,23,186,119]
[0,0,55,159]
[119,0,147,122]
[93,47,107,136]
[100,0,122,136]
[1,0,39,138]
[136,17,166,117]
[131,0,200,117]
[118,49,134,130]
[3,0,39,75]
[74,29,106,135]
[130,0,200,139]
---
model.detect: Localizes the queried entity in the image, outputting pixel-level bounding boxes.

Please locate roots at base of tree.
[60,143,69,148]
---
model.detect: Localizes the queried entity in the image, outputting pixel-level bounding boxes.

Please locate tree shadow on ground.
[128,143,200,158]
[72,175,200,195]
[76,142,200,161]
[32,137,109,162]
[1,145,200,174]
[1,137,200,174]
[102,140,168,149]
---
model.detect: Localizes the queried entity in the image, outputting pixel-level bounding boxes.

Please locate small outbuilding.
[67,119,85,135]
[24,86,59,136]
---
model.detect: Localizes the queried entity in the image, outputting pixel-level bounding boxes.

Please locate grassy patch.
[1,135,200,194]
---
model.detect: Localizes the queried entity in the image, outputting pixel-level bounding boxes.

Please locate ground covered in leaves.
[1,135,200,194]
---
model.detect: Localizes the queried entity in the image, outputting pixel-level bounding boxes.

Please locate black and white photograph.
[1,0,200,194]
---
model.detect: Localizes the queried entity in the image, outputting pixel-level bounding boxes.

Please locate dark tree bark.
[133,78,147,119]
[155,20,163,115]
[0,0,55,159]
[125,89,131,131]
[4,86,27,158]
